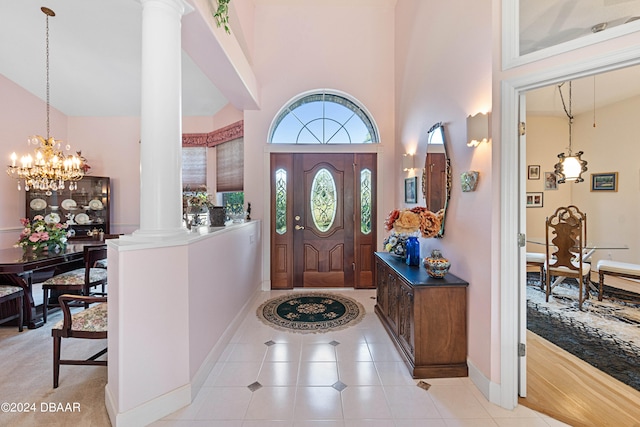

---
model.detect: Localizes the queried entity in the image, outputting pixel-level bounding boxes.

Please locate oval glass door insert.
[310,168,337,232]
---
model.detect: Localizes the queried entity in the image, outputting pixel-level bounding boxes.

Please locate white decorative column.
[134,0,192,239]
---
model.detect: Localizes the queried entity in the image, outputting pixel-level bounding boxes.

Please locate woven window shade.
[216,138,244,192]
[182,147,207,189]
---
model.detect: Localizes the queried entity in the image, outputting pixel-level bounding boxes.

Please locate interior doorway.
[270,152,377,289]
[518,65,640,420]
[501,47,640,410]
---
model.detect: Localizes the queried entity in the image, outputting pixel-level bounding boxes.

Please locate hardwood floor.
[520,331,640,427]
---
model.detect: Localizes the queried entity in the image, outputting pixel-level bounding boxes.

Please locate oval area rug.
[257,292,365,333]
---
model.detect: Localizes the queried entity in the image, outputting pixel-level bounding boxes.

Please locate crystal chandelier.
[554,81,588,184]
[6,7,84,193]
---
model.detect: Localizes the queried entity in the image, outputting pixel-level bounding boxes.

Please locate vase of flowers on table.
[383,207,444,265]
[184,191,214,228]
[17,215,69,254]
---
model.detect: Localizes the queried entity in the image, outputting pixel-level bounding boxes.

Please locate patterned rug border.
[257,292,365,334]
[526,275,640,391]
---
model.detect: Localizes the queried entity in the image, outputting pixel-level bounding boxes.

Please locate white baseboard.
[467,358,502,406]
[106,382,191,427]
[190,284,263,396]
[105,283,263,427]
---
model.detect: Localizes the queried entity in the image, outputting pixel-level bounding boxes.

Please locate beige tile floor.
[152,289,568,427]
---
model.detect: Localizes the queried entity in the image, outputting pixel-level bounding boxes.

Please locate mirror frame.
[422,122,451,237]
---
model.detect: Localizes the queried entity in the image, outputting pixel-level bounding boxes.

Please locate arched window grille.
[269,91,379,144]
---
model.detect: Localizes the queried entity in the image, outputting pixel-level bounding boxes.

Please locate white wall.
[395,0,494,381]
[526,96,640,265]
[106,222,262,425]
[0,74,67,248]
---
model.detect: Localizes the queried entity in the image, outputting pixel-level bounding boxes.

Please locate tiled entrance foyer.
[153,290,566,426]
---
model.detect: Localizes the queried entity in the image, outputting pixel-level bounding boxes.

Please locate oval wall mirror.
[422,122,451,237]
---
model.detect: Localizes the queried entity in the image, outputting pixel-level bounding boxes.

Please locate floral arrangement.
[383,233,411,257]
[384,207,443,238]
[186,193,213,208]
[17,215,69,252]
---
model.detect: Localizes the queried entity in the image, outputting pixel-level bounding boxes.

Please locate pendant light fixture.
[554,81,587,184]
[6,7,84,193]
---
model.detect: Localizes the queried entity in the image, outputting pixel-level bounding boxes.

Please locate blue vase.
[405,236,420,266]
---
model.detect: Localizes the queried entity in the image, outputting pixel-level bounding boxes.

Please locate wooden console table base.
[374,252,469,378]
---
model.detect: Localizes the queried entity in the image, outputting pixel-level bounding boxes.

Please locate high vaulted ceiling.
[0,0,228,117]
[1,1,640,119]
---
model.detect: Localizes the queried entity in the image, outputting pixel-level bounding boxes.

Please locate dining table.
[0,242,102,329]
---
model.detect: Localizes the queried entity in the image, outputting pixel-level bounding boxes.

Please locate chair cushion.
[0,285,23,298]
[526,252,545,263]
[596,260,640,277]
[43,268,108,286]
[52,303,108,332]
[547,263,591,276]
[94,259,108,269]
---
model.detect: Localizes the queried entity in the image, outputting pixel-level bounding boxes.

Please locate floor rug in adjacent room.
[257,292,365,333]
[526,276,640,391]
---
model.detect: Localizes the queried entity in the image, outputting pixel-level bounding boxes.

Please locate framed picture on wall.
[544,172,558,190]
[528,165,541,180]
[526,192,543,208]
[591,172,618,191]
[405,177,417,203]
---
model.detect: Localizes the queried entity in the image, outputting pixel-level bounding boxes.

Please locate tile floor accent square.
[157,290,566,426]
[247,381,262,392]
[332,380,347,392]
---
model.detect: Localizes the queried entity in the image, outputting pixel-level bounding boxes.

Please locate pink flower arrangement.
[17,215,69,252]
[384,207,444,238]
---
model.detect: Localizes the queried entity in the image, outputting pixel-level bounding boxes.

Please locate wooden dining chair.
[544,205,591,309]
[52,294,107,388]
[42,244,108,323]
[526,252,546,288]
[0,285,24,332]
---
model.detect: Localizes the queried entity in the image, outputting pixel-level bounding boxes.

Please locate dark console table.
[374,252,468,378]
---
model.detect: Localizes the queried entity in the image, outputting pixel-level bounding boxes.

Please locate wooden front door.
[270,153,376,289]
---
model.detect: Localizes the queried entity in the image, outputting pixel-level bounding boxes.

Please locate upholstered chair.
[0,285,24,332]
[51,294,107,388]
[42,245,108,323]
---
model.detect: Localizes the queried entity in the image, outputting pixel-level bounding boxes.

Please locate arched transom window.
[269,91,379,144]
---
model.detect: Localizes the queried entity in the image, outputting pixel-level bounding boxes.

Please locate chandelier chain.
[45,11,50,139]
[5,7,85,193]
[558,81,574,153]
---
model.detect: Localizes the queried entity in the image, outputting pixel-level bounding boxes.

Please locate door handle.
[295,225,305,230]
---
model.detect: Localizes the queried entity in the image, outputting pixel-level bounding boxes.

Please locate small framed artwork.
[591,172,618,192]
[526,192,543,208]
[528,165,540,180]
[544,172,557,190]
[404,177,417,203]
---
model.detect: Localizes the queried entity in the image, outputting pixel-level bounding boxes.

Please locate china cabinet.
[25,176,110,238]
[374,252,468,378]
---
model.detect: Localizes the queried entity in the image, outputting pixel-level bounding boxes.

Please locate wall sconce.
[402,153,415,171]
[467,112,491,147]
